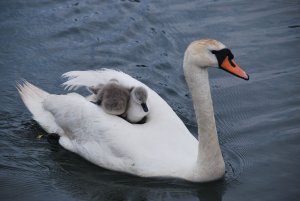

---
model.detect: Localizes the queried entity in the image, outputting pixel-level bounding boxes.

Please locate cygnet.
[89,80,149,123]
[88,79,130,115]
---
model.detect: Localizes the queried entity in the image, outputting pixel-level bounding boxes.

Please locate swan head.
[184,39,249,80]
[130,86,148,112]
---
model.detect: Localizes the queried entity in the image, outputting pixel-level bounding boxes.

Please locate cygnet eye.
[96,100,101,105]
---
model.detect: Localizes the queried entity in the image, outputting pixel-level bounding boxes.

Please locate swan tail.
[17,81,62,134]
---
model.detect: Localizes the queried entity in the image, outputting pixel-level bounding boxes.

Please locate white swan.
[17,39,249,182]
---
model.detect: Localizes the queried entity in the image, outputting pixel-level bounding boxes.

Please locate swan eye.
[211,48,235,67]
[211,50,218,54]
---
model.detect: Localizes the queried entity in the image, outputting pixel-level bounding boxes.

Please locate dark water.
[1,0,300,200]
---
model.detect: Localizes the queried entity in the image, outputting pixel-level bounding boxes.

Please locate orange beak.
[220,56,249,80]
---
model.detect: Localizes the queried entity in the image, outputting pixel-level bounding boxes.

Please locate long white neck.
[183,59,225,181]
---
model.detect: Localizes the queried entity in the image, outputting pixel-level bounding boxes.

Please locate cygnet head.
[184,39,249,80]
[89,79,131,115]
[131,86,148,112]
[124,86,149,123]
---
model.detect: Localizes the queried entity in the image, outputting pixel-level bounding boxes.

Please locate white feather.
[17,81,63,134]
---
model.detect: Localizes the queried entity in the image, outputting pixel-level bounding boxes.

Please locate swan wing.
[42,92,139,171]
[62,69,142,90]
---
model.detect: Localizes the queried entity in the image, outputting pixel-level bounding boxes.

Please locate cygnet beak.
[141,103,148,112]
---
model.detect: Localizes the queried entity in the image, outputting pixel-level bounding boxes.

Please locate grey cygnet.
[89,80,149,123]
[89,79,130,116]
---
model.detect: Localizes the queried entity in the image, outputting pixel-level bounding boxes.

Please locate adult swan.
[18,39,249,182]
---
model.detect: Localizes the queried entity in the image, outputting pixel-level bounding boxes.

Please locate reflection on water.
[1,0,300,200]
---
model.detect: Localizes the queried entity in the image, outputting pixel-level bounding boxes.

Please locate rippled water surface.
[1,0,300,200]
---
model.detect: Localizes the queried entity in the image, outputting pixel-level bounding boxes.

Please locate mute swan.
[126,86,149,123]
[17,39,249,182]
[88,79,131,115]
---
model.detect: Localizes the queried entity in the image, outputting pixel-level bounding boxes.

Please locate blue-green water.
[1,0,300,200]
